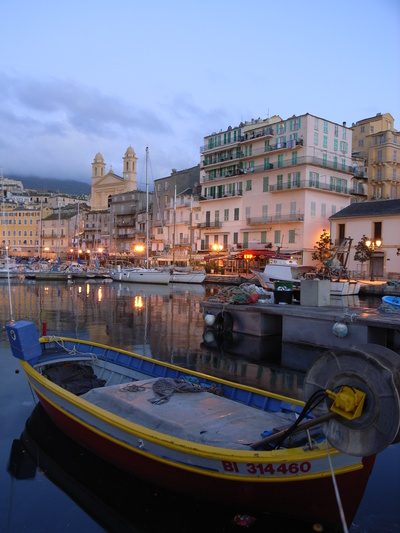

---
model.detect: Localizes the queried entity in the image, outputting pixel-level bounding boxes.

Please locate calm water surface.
[1,279,399,532]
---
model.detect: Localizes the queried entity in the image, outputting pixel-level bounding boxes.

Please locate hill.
[12,176,91,196]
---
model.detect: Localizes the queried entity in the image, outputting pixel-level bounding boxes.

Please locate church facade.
[90,146,138,210]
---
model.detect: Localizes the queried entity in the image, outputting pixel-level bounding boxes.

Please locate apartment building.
[200,113,354,263]
[41,205,84,260]
[352,113,399,200]
[1,203,51,257]
[108,190,148,256]
[152,166,201,264]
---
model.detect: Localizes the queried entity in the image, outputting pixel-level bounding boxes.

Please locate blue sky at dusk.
[1,0,399,188]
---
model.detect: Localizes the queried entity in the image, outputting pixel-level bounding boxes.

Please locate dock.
[201,286,400,370]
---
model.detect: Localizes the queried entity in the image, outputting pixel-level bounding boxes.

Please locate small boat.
[7,320,400,530]
[169,267,206,284]
[382,295,400,309]
[252,257,361,296]
[109,265,171,285]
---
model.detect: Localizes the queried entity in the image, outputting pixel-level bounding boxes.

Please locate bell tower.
[123,146,138,190]
[91,152,106,210]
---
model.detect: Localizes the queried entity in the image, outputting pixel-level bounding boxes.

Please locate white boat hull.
[110,268,170,284]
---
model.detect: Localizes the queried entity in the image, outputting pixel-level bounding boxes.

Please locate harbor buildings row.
[1,111,399,277]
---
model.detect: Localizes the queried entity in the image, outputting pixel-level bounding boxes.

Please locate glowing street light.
[212,243,223,252]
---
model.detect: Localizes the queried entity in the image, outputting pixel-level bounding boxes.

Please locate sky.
[0,0,399,189]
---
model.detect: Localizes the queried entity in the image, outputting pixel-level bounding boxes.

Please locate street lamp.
[365,239,382,281]
[212,243,223,252]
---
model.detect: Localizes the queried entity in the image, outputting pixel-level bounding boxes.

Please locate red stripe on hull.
[39,396,375,529]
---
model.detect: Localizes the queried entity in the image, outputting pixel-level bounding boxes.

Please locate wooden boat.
[6,321,400,530]
[382,295,400,309]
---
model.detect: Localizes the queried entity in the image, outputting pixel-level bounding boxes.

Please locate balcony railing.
[202,139,303,168]
[199,221,222,229]
[200,127,274,153]
[269,180,348,194]
[199,190,243,201]
[202,154,354,183]
[247,214,304,225]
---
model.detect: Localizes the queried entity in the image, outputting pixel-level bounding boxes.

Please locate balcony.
[199,221,222,229]
[199,190,243,201]
[200,126,274,154]
[202,153,354,184]
[247,214,305,225]
[269,180,349,194]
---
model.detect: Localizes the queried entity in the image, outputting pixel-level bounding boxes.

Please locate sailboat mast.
[173,184,176,265]
[146,147,149,268]
[189,195,193,265]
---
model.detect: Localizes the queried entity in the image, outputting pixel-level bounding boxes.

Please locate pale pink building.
[200,113,353,264]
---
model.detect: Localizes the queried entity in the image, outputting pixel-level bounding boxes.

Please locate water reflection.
[1,279,399,532]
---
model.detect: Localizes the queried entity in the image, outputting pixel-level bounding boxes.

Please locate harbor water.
[1,278,399,532]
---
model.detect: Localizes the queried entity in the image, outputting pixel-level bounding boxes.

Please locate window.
[334,138,338,151]
[277,175,283,190]
[288,229,295,243]
[264,157,271,170]
[334,125,339,136]
[321,203,326,217]
[246,206,251,220]
[361,126,365,133]
[246,180,252,191]
[261,231,267,244]
[358,140,364,147]
[323,121,328,133]
[290,201,296,215]
[394,150,397,162]
[278,154,283,168]
[233,232,238,244]
[224,209,229,222]
[323,152,327,166]
[374,222,382,241]
[291,151,297,165]
[276,204,281,218]
[314,132,318,145]
[274,230,281,244]
[234,208,239,221]
[314,118,319,130]
[377,150,383,162]
[311,202,316,216]
[262,205,268,222]
[263,176,269,192]
[323,135,328,148]
[215,210,219,224]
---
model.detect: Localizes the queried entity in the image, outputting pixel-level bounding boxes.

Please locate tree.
[311,230,333,266]
[354,235,372,276]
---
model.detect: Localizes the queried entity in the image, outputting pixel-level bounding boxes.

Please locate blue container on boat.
[6,321,42,360]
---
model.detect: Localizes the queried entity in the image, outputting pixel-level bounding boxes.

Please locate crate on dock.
[300,279,330,306]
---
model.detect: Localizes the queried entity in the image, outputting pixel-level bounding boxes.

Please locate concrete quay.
[201,295,400,370]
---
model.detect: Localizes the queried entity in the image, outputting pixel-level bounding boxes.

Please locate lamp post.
[365,239,381,281]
